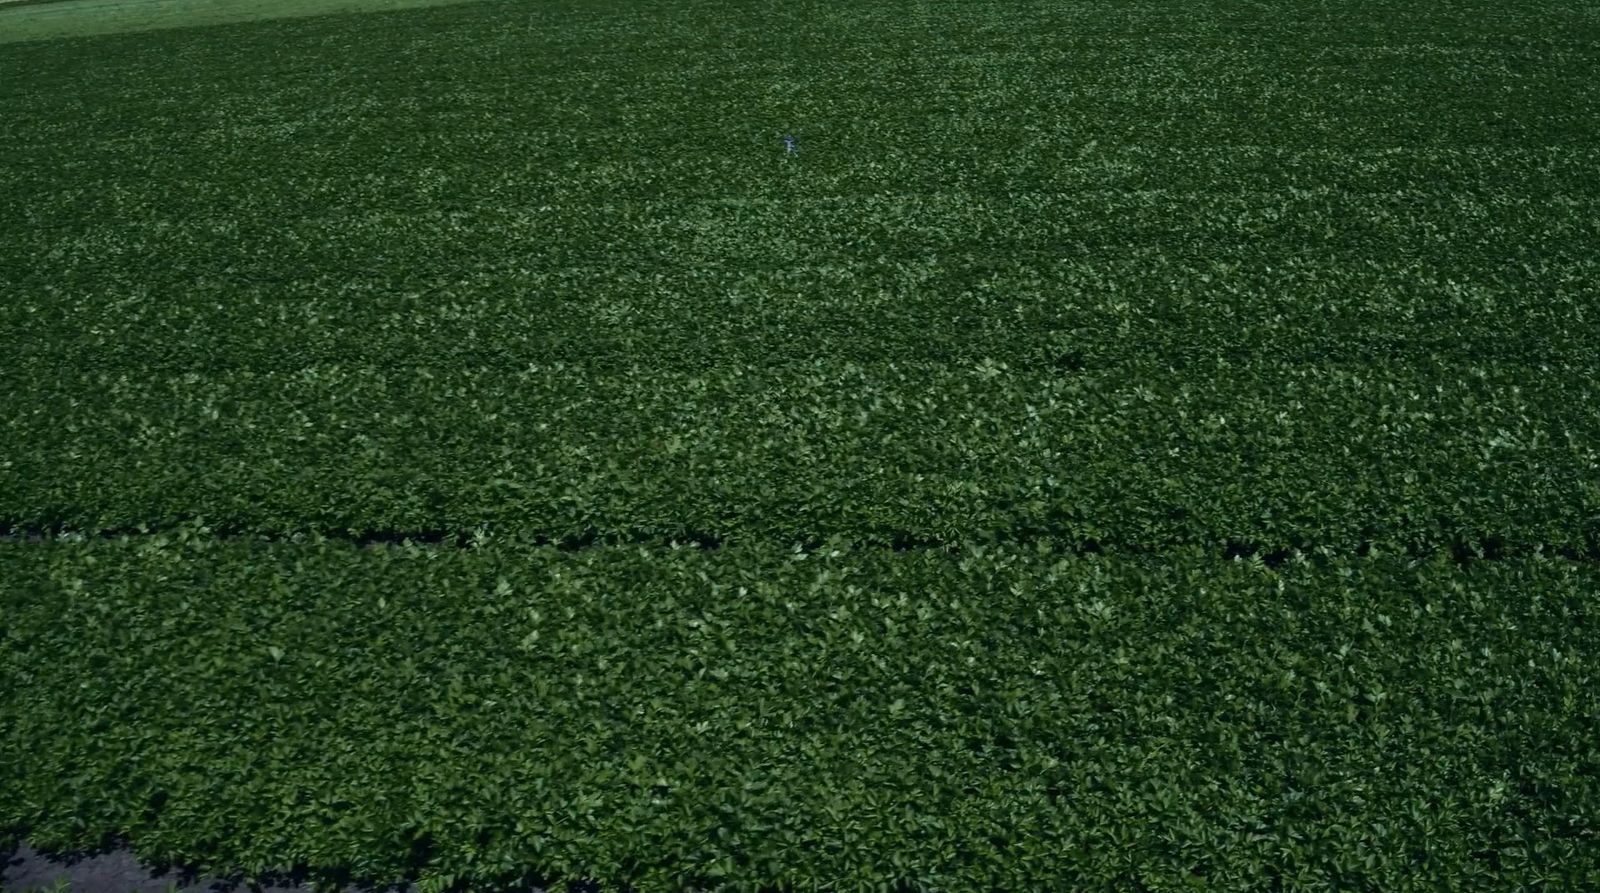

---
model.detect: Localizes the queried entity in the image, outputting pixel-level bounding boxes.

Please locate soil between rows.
[2,838,411,893]
[0,837,637,893]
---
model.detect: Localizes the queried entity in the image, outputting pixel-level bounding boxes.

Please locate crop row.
[5,189,1599,375]
[4,536,1598,891]
[5,354,1598,553]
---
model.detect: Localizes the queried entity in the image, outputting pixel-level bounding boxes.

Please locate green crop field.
[3,0,1599,890]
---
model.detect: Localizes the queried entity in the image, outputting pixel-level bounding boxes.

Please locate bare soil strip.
[2,839,410,893]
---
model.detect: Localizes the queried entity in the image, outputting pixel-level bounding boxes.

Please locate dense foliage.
[2,0,1598,555]
[3,0,1599,889]
[4,536,1600,892]
[9,355,1600,556]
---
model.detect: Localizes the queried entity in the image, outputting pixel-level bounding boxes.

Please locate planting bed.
[5,537,1600,891]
